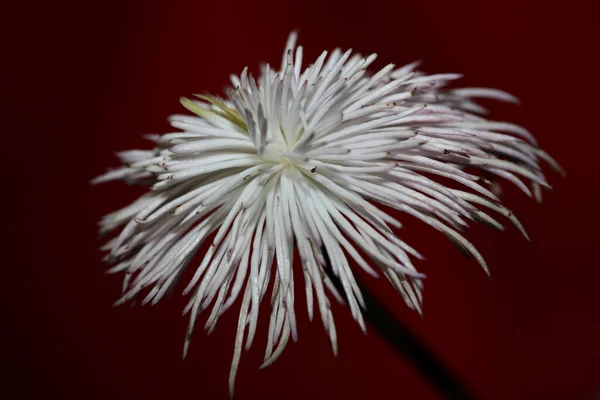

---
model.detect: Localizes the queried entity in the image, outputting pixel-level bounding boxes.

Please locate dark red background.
[10,0,600,399]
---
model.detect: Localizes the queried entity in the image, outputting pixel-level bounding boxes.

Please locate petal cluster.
[94,32,560,395]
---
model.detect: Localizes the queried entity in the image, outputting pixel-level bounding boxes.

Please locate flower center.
[260,137,297,167]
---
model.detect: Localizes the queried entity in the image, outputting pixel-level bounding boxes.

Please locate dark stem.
[322,248,478,400]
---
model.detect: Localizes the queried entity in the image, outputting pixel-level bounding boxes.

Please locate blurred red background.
[10,0,600,399]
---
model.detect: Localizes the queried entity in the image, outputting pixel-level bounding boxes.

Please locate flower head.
[94,32,561,396]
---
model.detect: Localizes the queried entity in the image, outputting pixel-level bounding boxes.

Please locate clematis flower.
[94,32,561,396]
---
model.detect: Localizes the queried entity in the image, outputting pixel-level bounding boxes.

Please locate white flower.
[94,32,561,396]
